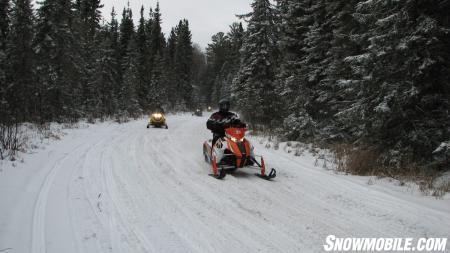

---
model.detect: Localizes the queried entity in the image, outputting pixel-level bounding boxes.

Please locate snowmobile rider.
[207,99,243,146]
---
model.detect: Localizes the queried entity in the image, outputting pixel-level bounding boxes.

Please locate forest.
[203,0,450,173]
[1,0,449,173]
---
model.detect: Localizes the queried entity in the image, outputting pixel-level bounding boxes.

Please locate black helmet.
[218,99,230,112]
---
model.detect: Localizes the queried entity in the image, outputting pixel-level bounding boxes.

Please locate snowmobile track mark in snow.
[31,141,94,253]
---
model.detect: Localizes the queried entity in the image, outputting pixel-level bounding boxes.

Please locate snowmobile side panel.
[203,142,213,164]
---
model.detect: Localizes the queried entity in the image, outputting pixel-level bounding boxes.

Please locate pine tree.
[174,20,193,110]
[149,2,164,58]
[147,2,166,110]
[120,38,141,118]
[205,32,229,103]
[0,0,9,49]
[89,22,118,117]
[349,0,450,163]
[0,0,10,123]
[108,7,121,108]
[321,0,366,142]
[276,0,313,139]
[6,0,35,121]
[201,23,244,107]
[227,22,244,68]
[135,5,149,109]
[220,23,244,102]
[233,0,279,126]
[119,4,134,68]
[164,28,177,107]
[145,7,154,50]
[74,0,103,118]
[74,0,102,45]
[34,0,83,122]
[191,43,206,107]
[148,54,168,109]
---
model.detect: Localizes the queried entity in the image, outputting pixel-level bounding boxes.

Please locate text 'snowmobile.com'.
[323,235,448,252]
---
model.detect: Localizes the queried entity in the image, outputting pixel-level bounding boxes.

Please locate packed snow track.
[0,115,449,253]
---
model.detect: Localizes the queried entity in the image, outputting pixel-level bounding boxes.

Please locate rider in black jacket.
[207,99,241,145]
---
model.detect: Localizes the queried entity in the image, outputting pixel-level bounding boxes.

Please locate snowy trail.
[0,115,449,253]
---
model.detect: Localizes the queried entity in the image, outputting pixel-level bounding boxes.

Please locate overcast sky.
[100,0,252,50]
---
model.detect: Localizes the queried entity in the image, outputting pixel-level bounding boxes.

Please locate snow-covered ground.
[0,114,449,253]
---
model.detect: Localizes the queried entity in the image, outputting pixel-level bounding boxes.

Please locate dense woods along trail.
[0,115,449,253]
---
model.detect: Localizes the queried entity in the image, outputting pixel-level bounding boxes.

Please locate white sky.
[100,0,253,49]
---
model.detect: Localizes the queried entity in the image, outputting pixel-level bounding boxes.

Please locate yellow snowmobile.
[147,112,168,129]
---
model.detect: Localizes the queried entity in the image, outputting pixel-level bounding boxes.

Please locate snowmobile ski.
[256,168,277,180]
[209,169,226,180]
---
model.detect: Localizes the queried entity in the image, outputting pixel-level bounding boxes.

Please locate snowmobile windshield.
[228,120,246,129]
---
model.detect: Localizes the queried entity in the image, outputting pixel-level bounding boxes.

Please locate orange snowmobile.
[203,123,276,180]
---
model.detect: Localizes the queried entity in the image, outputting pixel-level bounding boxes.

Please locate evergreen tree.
[119,4,134,67]
[6,0,35,121]
[220,23,244,102]
[233,0,279,126]
[201,23,244,107]
[145,7,154,52]
[108,7,121,107]
[147,2,167,110]
[90,23,118,117]
[0,0,9,49]
[74,0,103,118]
[149,2,164,57]
[191,43,206,107]
[148,53,168,109]
[0,0,10,123]
[164,28,177,107]
[349,0,450,163]
[74,0,102,43]
[227,22,244,67]
[205,32,229,103]
[135,5,149,109]
[321,0,366,142]
[174,20,193,109]
[276,0,314,139]
[120,38,141,118]
[34,0,83,122]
